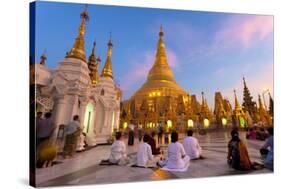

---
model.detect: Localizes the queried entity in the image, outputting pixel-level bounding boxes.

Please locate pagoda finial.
[39,50,47,65]
[258,94,265,110]
[234,90,241,109]
[101,34,113,78]
[201,91,205,105]
[65,5,89,62]
[159,24,164,37]
[243,76,247,88]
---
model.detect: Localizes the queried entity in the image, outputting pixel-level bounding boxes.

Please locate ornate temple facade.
[120,27,215,131]
[32,8,121,146]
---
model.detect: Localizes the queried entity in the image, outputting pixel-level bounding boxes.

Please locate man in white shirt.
[137,134,154,167]
[158,132,190,169]
[183,130,202,160]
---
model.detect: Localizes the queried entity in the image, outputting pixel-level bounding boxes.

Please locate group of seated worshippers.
[101,130,203,170]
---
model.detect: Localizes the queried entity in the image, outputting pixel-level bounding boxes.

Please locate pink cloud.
[215,15,273,49]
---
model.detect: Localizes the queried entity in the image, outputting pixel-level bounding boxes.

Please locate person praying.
[157,131,190,169]
[227,129,251,171]
[183,130,203,160]
[136,134,154,167]
[108,132,128,165]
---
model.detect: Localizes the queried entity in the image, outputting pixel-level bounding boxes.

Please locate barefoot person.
[158,131,190,169]
[183,130,202,160]
[137,134,154,167]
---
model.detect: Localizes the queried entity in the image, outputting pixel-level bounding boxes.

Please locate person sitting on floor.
[136,134,154,167]
[108,131,128,165]
[148,131,161,155]
[157,131,190,169]
[227,129,252,171]
[260,127,273,171]
[246,128,257,140]
[183,130,203,160]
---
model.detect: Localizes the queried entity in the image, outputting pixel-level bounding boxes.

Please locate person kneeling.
[183,130,203,160]
[158,132,190,169]
[136,134,154,167]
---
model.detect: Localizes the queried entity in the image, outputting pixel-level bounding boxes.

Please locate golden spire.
[147,25,175,82]
[234,90,241,110]
[88,41,99,85]
[39,51,47,65]
[258,94,265,110]
[130,26,187,99]
[101,33,113,78]
[65,6,89,62]
[201,91,205,107]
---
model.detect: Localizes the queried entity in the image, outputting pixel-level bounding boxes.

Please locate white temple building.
[31,8,121,146]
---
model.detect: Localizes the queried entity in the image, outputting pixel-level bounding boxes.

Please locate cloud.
[214,15,273,49]
[163,15,273,67]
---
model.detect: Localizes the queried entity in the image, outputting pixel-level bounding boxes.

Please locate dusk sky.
[34,1,273,109]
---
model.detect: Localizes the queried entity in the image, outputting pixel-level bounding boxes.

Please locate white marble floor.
[36,130,272,187]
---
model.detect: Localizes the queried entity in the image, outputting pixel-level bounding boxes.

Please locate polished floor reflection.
[36,131,272,187]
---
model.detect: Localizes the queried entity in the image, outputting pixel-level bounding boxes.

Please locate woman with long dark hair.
[227,129,251,170]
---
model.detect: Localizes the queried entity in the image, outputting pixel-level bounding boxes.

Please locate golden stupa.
[121,26,207,130]
[131,26,188,99]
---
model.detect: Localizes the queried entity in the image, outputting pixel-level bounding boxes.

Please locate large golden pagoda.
[121,26,208,130]
[131,26,187,99]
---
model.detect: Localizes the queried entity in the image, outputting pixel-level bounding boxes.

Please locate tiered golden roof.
[65,8,89,62]
[101,35,114,78]
[131,26,187,99]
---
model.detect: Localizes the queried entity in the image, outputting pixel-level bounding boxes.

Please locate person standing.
[36,112,55,147]
[157,122,163,145]
[183,130,202,160]
[128,120,135,146]
[137,123,143,142]
[63,115,82,158]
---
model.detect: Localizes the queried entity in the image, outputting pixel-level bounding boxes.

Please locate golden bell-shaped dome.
[131,26,187,99]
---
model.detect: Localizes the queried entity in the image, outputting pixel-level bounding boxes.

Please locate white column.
[115,110,120,131]
[79,101,88,130]
[51,95,67,139]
